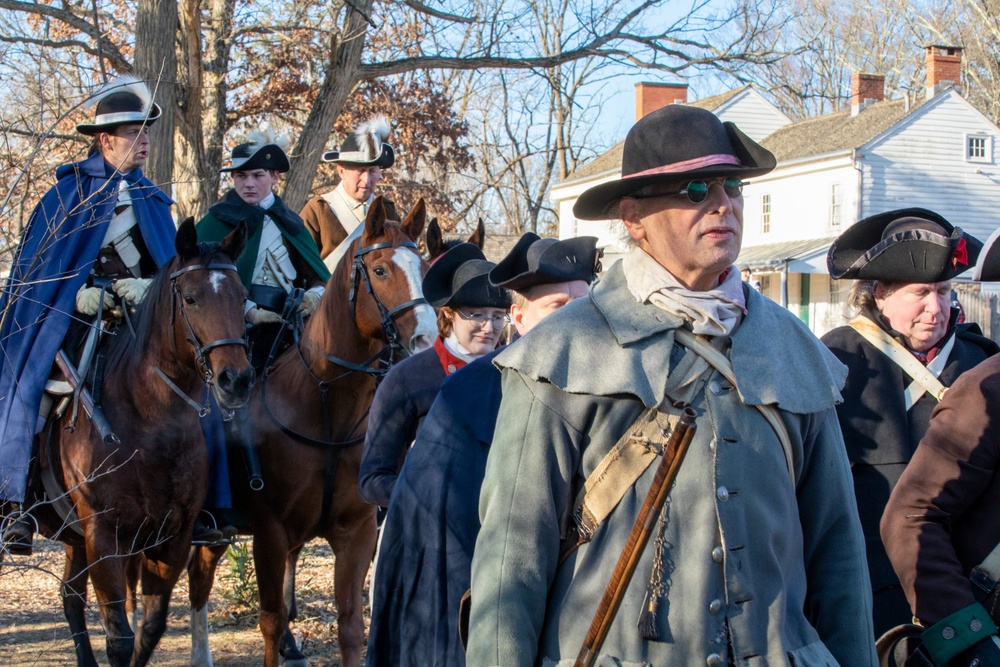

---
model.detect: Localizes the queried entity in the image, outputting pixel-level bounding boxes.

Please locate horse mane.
[104,241,234,372]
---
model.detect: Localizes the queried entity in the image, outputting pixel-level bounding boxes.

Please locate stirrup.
[1,510,38,556]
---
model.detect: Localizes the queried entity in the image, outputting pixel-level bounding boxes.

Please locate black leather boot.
[2,505,35,556]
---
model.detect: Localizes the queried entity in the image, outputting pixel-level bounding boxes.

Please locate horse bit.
[155,262,249,417]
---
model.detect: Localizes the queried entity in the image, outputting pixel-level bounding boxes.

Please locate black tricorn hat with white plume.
[322,116,395,168]
[76,75,162,136]
[220,129,292,173]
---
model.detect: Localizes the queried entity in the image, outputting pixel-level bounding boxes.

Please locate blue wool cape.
[0,152,175,502]
[367,347,504,667]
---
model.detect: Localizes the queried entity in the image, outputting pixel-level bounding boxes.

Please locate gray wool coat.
[467,262,877,667]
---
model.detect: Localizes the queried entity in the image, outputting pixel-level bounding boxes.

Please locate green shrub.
[220,540,259,611]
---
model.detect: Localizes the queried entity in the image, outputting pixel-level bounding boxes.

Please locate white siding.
[713,89,793,142]
[860,91,1000,241]
[742,158,859,246]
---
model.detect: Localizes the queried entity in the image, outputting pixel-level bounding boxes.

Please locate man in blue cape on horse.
[0,75,176,555]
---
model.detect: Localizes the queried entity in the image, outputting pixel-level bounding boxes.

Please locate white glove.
[113,278,152,305]
[252,308,283,325]
[298,290,322,318]
[76,285,115,316]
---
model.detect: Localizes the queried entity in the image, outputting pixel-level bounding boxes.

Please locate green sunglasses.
[632,178,746,204]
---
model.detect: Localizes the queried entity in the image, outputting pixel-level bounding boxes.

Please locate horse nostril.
[217,369,236,394]
[410,334,432,353]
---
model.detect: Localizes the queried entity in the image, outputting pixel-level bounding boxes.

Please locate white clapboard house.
[551,46,1000,337]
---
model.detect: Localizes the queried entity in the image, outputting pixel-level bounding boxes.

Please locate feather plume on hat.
[84,74,152,110]
[221,126,292,173]
[355,116,391,162]
[244,126,292,155]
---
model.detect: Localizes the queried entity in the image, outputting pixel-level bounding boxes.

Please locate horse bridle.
[263,238,429,449]
[348,239,427,367]
[156,261,249,416]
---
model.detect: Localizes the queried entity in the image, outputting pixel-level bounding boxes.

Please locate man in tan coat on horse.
[299,117,400,270]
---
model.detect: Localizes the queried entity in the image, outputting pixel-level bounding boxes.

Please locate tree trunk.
[280,1,373,211]
[134,0,178,197]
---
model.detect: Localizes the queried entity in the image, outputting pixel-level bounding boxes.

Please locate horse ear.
[426,217,442,259]
[175,217,199,260]
[402,198,426,243]
[221,220,249,262]
[468,218,486,249]
[364,195,387,240]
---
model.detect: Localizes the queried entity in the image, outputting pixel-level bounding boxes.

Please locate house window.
[829,183,842,227]
[761,194,771,234]
[967,134,993,163]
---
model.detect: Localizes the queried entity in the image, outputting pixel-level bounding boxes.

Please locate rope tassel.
[638,596,661,640]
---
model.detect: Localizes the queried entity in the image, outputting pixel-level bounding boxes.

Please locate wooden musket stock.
[573,405,698,667]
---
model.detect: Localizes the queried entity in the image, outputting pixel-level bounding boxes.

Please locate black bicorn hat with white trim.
[76,75,162,136]
[828,208,982,283]
[220,129,292,173]
[322,116,395,168]
[489,233,601,292]
[422,243,511,309]
[572,104,776,221]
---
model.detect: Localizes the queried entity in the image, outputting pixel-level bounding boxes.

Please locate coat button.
[712,547,724,563]
[941,626,955,639]
[971,619,983,632]
[709,599,722,614]
[447,364,457,373]
[716,486,729,502]
[709,380,722,395]
[707,653,724,667]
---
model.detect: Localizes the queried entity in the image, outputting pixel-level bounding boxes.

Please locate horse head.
[345,197,437,356]
[171,217,255,410]
[426,216,486,263]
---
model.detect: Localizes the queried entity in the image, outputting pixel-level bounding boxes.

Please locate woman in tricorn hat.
[822,208,999,639]
[357,243,511,510]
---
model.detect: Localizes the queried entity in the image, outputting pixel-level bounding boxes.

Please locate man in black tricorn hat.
[467,105,877,665]
[365,232,600,667]
[1,75,176,555]
[300,116,399,268]
[822,209,998,640]
[195,131,329,544]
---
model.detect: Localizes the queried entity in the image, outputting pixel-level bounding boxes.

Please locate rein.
[154,261,248,415]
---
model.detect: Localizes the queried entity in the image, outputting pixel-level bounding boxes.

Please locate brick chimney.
[925,45,963,100]
[850,73,885,116]
[635,82,688,121]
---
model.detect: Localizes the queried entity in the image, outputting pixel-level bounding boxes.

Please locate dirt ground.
[0,537,365,666]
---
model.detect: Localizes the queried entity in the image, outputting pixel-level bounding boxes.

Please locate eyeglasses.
[455,310,509,327]
[632,178,746,204]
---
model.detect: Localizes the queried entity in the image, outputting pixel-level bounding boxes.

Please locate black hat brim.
[974,226,1000,281]
[422,243,510,309]
[572,122,775,221]
[490,234,600,291]
[828,207,982,282]
[220,144,291,173]
[76,103,163,136]
[322,143,395,169]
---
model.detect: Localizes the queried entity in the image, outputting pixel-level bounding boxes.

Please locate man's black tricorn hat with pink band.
[572,105,777,220]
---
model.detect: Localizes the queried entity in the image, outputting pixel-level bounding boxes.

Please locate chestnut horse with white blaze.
[188,198,436,667]
[33,219,254,667]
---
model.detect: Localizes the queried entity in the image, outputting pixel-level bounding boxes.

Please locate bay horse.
[188,197,437,667]
[35,218,254,667]
[426,216,485,261]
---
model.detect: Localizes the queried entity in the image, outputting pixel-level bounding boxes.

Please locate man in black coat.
[822,208,998,638]
[365,233,600,667]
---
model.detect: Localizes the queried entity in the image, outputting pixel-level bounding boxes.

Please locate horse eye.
[373,266,388,278]
[183,294,196,305]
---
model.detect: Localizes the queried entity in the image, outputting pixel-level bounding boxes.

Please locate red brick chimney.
[635,82,688,121]
[925,45,963,100]
[850,73,885,116]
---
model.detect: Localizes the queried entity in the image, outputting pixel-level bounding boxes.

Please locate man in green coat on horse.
[193,131,329,544]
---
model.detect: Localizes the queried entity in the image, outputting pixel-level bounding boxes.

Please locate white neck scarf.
[257,191,276,210]
[444,332,480,362]
[623,247,746,336]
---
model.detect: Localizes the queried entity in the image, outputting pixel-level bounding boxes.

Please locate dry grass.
[0,537,365,666]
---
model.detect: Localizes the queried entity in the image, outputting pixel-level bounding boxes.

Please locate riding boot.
[192,512,226,546]
[1,503,35,556]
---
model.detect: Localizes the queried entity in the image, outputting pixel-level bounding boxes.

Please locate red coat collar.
[434,336,468,375]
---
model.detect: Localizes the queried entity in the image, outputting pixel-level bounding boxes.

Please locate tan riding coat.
[467,263,877,667]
